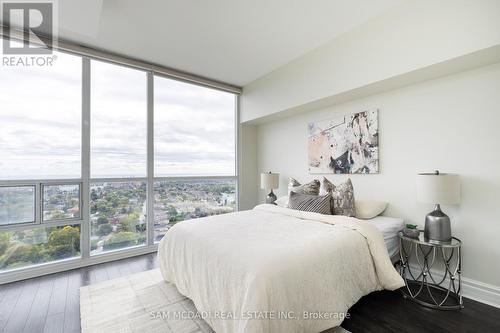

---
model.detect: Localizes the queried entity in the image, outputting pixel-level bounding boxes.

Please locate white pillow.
[355,200,388,219]
[275,196,289,208]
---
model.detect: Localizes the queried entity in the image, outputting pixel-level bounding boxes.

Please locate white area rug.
[80,268,350,333]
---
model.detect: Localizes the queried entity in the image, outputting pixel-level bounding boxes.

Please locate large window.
[154,77,236,176]
[153,77,237,242]
[0,39,238,276]
[0,47,83,271]
[0,48,81,180]
[89,60,148,255]
[91,60,147,178]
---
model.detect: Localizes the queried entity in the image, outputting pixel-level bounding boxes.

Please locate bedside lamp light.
[261,172,279,204]
[417,170,460,242]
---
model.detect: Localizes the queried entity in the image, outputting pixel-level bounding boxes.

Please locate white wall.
[256,63,500,288]
[241,0,500,122]
[238,124,258,210]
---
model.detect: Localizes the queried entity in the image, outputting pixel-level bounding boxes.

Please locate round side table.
[397,231,463,310]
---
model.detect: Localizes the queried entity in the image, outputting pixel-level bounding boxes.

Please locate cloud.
[0,51,236,179]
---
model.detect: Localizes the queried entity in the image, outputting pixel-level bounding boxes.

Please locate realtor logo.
[1,0,55,54]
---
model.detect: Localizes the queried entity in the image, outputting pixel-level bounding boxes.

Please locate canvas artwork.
[308,109,379,174]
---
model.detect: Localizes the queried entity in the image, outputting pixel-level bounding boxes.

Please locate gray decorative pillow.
[288,192,332,215]
[319,177,335,196]
[320,178,356,217]
[287,178,320,196]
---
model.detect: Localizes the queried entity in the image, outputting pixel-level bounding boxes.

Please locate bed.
[369,215,404,260]
[158,204,404,333]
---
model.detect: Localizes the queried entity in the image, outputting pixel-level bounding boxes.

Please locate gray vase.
[266,190,277,204]
[424,204,452,242]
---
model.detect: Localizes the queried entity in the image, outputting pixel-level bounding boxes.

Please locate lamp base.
[424,204,452,243]
[266,190,277,204]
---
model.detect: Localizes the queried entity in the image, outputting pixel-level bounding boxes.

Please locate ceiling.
[53,0,402,86]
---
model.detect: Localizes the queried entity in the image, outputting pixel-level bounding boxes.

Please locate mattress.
[367,216,404,259]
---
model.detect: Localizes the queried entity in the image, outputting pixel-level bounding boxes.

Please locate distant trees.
[167,205,177,216]
[50,211,67,220]
[97,223,113,236]
[97,215,109,225]
[88,185,147,254]
[0,225,80,270]
[94,200,113,215]
[2,181,237,269]
[2,245,43,268]
[0,232,11,254]
[169,212,185,223]
[193,207,207,218]
[120,213,139,232]
[70,198,79,207]
[47,226,80,258]
[103,232,138,250]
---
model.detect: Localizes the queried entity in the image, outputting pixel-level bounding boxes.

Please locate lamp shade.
[417,172,460,205]
[260,172,279,190]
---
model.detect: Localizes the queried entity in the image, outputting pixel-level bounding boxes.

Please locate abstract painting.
[308,110,379,174]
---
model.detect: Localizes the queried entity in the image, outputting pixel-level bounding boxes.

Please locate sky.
[0,45,236,180]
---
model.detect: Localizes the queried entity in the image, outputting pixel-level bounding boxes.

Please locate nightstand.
[396,231,463,310]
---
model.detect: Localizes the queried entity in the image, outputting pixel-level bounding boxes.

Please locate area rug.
[80,268,350,333]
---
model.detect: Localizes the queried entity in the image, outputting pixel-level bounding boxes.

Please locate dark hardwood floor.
[0,253,499,333]
[0,253,157,333]
[342,289,500,333]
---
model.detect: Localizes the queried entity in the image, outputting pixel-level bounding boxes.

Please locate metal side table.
[397,231,463,310]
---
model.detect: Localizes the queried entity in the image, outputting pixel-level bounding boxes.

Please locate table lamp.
[417,170,460,243]
[261,172,279,204]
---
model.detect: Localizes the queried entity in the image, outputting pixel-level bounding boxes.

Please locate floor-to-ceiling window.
[0,48,83,271]
[89,60,148,255]
[153,76,237,242]
[0,40,238,277]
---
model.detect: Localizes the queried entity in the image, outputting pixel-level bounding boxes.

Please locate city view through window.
[0,45,237,272]
[153,179,236,242]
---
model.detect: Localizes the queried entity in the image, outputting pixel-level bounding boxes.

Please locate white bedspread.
[158,204,404,333]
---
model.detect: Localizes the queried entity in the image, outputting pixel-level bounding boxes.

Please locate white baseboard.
[460,276,500,308]
[406,264,500,309]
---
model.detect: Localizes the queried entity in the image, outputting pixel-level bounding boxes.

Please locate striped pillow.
[288,191,332,215]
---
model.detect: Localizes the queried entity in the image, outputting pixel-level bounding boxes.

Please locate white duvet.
[158,204,404,333]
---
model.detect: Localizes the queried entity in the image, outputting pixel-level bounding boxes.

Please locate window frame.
[0,181,85,231]
[0,38,240,283]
